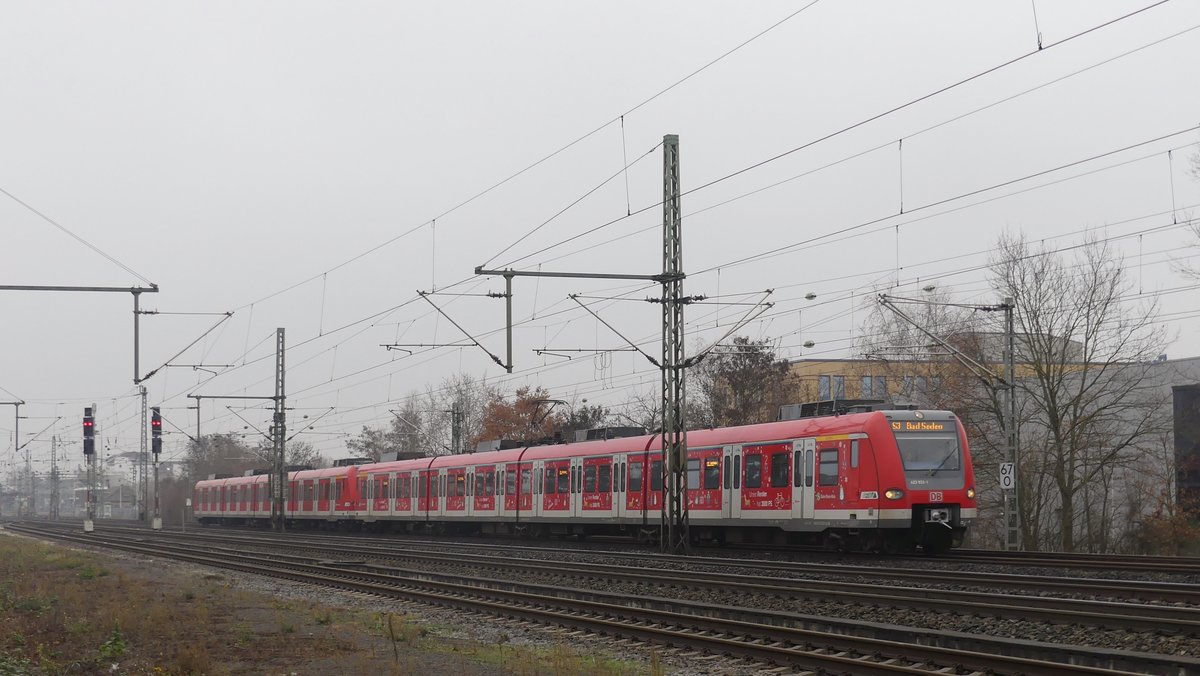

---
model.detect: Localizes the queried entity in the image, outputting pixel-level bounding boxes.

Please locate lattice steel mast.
[659,134,689,553]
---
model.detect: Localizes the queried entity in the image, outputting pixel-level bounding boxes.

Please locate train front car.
[872,410,976,553]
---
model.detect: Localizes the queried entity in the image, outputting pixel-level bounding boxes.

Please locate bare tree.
[992,233,1171,552]
[690,336,791,427]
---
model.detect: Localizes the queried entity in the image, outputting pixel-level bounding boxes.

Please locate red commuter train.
[193,408,977,553]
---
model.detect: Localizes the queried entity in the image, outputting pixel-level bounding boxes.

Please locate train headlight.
[966,487,976,499]
[884,488,905,500]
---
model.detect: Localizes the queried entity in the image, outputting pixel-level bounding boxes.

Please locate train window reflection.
[744,455,762,489]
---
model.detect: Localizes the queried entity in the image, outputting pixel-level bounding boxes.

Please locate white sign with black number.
[999,462,1015,490]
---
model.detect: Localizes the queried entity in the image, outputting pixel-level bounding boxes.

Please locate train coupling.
[925,507,953,528]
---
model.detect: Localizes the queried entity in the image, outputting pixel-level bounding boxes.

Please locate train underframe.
[197,513,966,554]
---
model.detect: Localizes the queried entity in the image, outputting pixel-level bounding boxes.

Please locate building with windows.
[786,358,947,408]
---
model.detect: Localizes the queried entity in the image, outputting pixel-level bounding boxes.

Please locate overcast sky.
[2,1,1198,475]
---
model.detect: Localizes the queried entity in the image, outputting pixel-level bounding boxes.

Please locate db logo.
[930,491,943,502]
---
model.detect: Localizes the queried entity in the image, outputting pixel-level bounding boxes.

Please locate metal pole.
[505,274,514,374]
[452,401,462,455]
[14,402,23,517]
[660,134,689,554]
[139,385,148,523]
[272,328,287,532]
[49,435,59,520]
[152,459,160,530]
[133,291,141,383]
[1003,297,1021,551]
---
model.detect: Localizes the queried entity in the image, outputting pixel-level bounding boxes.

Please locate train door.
[570,457,582,517]
[612,455,625,521]
[299,480,311,513]
[543,460,570,516]
[625,457,644,515]
[792,438,816,520]
[371,473,390,517]
[416,471,431,518]
[393,472,409,516]
[727,445,742,519]
[688,449,722,515]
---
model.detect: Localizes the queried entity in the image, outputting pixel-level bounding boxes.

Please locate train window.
[619,462,626,493]
[704,458,720,489]
[724,457,731,490]
[851,440,859,468]
[544,467,555,494]
[794,450,803,487]
[734,456,741,489]
[488,472,496,497]
[506,470,517,496]
[584,465,597,493]
[629,462,643,492]
[598,464,611,493]
[557,467,571,494]
[520,468,531,495]
[819,449,839,487]
[475,473,484,496]
[805,450,814,487]
[358,478,366,501]
[770,452,789,488]
[687,458,700,490]
[650,460,663,491]
[455,474,467,497]
[744,455,762,489]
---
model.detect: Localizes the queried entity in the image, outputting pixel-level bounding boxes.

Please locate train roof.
[193,409,958,487]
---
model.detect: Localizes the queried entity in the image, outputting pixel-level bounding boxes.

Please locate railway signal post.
[151,407,162,530]
[83,406,96,533]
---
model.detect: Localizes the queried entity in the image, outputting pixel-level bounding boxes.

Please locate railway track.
[9,522,1199,675]
[126,523,1200,603]
[85,523,1200,634]
[935,548,1200,574]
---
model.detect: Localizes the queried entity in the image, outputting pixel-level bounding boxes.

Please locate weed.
[174,642,211,674]
[0,651,32,675]
[182,590,195,602]
[11,597,51,614]
[98,622,127,660]
[232,623,253,648]
[66,619,93,636]
[279,622,295,634]
[314,609,333,626]
[76,565,109,580]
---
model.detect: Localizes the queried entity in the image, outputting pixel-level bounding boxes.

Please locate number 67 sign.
[999,462,1015,490]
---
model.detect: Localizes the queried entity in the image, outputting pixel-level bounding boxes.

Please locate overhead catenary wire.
[233,3,821,312]
[63,3,1200,453]
[493,9,1198,271]
[0,186,156,286]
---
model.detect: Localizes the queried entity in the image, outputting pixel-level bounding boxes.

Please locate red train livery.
[194,408,977,552]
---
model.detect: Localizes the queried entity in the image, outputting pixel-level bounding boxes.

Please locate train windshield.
[895,433,961,474]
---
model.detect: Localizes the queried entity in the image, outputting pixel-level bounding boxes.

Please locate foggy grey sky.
[2,1,1198,471]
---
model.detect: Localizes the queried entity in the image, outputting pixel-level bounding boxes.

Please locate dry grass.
[0,533,651,674]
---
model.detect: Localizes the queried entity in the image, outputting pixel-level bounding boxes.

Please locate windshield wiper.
[928,449,958,476]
